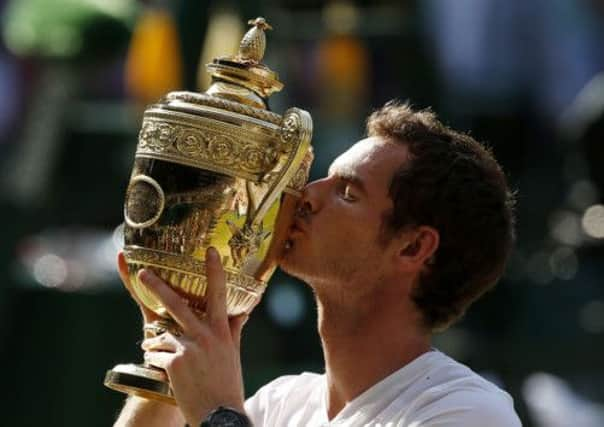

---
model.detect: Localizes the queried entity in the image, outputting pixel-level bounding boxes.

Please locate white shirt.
[245,350,522,426]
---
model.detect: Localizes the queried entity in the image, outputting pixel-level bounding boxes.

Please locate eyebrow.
[328,165,368,195]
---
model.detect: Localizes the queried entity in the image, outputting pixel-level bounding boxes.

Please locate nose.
[298,177,327,216]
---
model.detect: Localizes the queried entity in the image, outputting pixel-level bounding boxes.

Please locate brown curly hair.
[367,101,516,332]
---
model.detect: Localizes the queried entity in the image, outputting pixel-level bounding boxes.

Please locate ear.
[395,226,439,273]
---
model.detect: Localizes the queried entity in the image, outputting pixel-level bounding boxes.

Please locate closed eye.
[338,181,358,202]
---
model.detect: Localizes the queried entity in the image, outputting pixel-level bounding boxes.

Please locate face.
[280,136,409,296]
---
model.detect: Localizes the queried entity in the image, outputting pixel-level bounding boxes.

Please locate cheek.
[311,200,386,249]
[314,216,372,250]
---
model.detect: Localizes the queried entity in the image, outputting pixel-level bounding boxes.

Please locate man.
[115,101,520,426]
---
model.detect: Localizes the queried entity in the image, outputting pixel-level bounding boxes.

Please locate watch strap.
[200,406,251,427]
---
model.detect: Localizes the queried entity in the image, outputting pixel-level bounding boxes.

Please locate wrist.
[199,406,251,427]
[115,396,184,427]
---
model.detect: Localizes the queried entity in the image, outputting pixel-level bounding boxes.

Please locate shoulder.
[247,371,323,402]
[402,352,521,426]
[244,372,324,422]
[412,388,522,426]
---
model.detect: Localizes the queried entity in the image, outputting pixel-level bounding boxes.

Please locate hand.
[139,247,248,426]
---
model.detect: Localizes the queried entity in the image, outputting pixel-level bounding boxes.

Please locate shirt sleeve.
[409,389,522,427]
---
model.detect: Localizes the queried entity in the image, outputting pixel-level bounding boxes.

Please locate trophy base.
[104,363,176,405]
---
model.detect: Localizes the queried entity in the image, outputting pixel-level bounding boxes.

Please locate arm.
[114,397,185,427]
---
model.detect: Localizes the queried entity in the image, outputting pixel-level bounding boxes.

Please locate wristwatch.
[200,406,252,427]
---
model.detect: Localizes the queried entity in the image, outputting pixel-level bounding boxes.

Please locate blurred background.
[1,0,603,425]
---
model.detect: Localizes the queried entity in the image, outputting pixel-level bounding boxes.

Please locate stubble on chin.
[278,248,309,282]
[279,246,362,290]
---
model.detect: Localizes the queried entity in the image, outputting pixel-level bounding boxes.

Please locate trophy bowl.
[104,17,313,404]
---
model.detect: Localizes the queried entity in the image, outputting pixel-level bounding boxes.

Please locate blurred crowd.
[0,1,603,426]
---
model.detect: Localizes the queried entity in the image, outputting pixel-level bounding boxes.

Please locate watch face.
[209,409,248,427]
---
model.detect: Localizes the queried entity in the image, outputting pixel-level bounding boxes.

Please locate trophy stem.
[104,319,181,404]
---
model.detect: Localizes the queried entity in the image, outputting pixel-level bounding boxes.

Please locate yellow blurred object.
[197,9,244,91]
[125,8,182,103]
[317,34,370,117]
[318,35,368,90]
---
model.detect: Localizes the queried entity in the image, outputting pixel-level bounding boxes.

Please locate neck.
[314,287,431,420]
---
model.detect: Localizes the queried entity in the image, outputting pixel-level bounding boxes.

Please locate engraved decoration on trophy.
[104,17,314,404]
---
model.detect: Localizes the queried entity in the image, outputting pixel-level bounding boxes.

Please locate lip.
[288,218,308,237]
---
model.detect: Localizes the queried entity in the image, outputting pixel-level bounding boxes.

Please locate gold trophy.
[104,17,313,403]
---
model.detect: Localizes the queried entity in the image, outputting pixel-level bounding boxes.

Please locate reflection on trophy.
[104,17,314,404]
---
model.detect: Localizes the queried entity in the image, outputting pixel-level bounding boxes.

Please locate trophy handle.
[248,107,313,226]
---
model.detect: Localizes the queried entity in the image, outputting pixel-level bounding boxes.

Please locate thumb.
[117,252,160,326]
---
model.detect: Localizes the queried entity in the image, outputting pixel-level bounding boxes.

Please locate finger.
[229,314,249,351]
[142,332,183,352]
[118,252,158,323]
[205,247,228,328]
[138,269,200,334]
[143,350,174,370]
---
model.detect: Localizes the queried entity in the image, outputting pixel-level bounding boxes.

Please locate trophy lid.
[137,16,312,183]
[205,17,284,108]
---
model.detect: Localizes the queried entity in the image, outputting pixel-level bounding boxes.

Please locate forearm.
[114,396,185,427]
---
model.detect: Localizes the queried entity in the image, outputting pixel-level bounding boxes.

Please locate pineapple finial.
[237,17,273,64]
